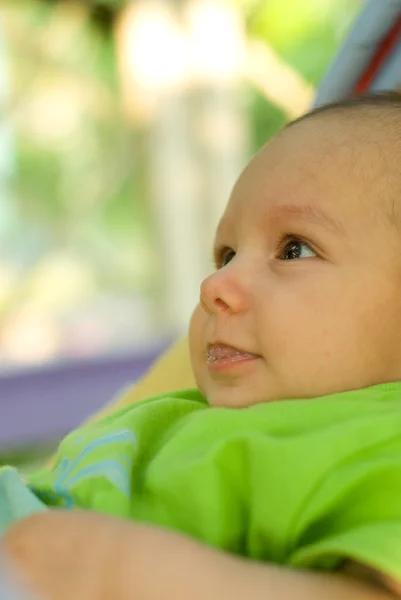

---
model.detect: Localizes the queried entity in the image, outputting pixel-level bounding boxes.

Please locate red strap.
[353,14,401,94]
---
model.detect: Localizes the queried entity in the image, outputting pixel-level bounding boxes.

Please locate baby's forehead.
[222,114,401,233]
[276,112,394,174]
[286,109,401,178]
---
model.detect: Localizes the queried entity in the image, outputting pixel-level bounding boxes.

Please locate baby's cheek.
[188,305,206,382]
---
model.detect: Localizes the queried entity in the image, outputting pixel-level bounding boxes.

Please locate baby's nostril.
[215,298,228,310]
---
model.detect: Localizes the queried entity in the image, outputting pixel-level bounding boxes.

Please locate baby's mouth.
[207,343,260,369]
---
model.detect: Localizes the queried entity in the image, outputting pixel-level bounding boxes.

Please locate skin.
[2,512,396,600]
[190,113,401,408]
[3,113,401,600]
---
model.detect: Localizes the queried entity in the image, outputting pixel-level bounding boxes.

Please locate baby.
[3,91,401,600]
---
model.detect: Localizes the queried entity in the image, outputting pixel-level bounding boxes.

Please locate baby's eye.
[218,248,236,268]
[279,238,317,260]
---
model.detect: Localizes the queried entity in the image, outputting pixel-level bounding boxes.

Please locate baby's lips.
[207,343,259,363]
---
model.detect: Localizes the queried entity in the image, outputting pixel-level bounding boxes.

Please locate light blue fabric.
[0,469,46,598]
[0,468,47,536]
[314,0,401,107]
[370,40,401,90]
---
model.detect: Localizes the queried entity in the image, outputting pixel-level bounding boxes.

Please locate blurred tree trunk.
[115,0,248,333]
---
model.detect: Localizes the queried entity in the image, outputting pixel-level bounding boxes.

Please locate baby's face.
[189,115,401,407]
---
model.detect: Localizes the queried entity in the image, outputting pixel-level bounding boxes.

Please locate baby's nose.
[200,269,250,315]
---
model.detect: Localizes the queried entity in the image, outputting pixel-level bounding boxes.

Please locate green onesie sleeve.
[23,382,401,582]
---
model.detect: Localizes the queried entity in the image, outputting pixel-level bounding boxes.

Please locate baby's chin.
[205,383,279,408]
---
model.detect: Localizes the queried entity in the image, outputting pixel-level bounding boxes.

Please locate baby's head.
[189,91,401,408]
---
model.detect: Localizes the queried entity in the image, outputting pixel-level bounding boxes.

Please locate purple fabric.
[0,344,169,449]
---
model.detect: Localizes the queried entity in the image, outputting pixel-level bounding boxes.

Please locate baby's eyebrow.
[268,203,346,236]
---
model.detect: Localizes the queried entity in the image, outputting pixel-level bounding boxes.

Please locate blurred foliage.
[1,0,156,344]
[0,442,56,473]
[246,0,359,84]
[244,0,361,152]
[248,86,288,154]
[3,0,361,257]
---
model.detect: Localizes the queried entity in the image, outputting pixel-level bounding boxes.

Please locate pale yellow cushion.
[88,337,196,422]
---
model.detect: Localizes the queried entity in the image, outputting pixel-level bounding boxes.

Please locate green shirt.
[2,383,401,581]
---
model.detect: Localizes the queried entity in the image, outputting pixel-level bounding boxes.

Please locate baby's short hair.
[287,91,401,229]
[290,90,401,126]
